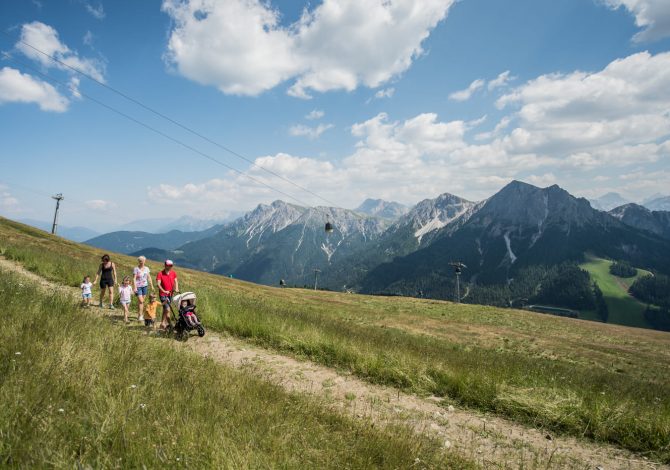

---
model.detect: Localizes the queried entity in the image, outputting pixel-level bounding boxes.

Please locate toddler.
[179,299,199,327]
[81,275,93,307]
[118,276,133,323]
[144,293,160,328]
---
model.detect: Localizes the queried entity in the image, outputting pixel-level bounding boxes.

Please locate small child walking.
[81,275,93,307]
[144,293,160,328]
[118,276,133,323]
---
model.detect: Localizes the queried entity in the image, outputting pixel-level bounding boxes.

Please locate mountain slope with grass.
[0,266,465,468]
[579,255,652,328]
[1,216,670,466]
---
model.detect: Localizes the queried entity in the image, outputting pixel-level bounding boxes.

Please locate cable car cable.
[0,30,341,209]
[2,54,315,208]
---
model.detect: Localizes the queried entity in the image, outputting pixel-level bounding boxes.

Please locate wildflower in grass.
[15,352,21,355]
[139,403,147,410]
[58,408,65,413]
[130,384,137,389]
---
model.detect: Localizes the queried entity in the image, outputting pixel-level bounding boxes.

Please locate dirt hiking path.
[1,256,665,470]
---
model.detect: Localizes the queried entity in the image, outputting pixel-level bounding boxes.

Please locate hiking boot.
[99,301,104,308]
[109,305,115,310]
[138,315,144,322]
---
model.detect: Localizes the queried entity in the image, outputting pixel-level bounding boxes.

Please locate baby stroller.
[168,292,205,340]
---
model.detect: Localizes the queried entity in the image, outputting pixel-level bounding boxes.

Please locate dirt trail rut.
[0,256,665,470]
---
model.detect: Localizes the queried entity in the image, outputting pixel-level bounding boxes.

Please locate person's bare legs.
[108,287,115,309]
[137,295,145,320]
[99,287,106,307]
[122,303,129,323]
[160,301,170,329]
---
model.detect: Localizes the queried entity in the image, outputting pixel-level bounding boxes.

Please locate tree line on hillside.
[629,274,670,306]
[459,263,608,320]
[609,260,637,278]
[629,274,670,331]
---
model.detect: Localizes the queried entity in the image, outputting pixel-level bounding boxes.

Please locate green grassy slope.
[580,255,651,328]
[2,217,670,462]
[0,267,467,468]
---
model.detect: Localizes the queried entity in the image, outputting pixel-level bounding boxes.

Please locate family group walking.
[81,254,179,330]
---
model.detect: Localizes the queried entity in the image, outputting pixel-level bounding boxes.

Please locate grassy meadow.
[1,217,669,462]
[0,266,468,468]
[580,255,652,328]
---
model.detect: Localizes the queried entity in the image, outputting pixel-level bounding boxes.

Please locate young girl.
[118,276,133,323]
[81,275,93,307]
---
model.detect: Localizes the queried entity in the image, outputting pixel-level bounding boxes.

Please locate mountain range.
[85,225,224,254]
[85,182,670,304]
[360,182,670,298]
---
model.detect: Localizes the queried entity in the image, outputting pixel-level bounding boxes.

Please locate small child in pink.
[179,299,199,327]
[118,276,133,323]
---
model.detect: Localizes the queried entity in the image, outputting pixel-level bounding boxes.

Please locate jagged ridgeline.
[86,181,670,313]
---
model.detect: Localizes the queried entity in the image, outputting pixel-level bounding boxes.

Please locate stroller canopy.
[173,292,196,304]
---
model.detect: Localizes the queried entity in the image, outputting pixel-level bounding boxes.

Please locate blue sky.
[1,0,669,230]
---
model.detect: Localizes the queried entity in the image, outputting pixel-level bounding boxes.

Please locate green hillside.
[580,255,652,328]
[0,242,465,468]
[1,217,670,464]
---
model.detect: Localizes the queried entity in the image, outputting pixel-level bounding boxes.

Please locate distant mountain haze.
[644,196,670,212]
[355,199,409,220]
[85,225,224,254]
[589,192,630,211]
[17,219,100,242]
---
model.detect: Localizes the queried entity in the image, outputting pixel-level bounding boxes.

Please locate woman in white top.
[133,256,154,322]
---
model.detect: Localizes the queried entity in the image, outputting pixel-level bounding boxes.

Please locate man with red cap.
[156,259,179,330]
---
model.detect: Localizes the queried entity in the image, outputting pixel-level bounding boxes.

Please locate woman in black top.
[93,254,117,309]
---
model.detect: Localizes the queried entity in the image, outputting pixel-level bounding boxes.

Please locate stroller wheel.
[197,325,205,337]
[175,326,188,341]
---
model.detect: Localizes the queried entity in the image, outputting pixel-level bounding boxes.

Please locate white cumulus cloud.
[162,0,454,98]
[85,199,117,211]
[305,109,325,120]
[0,67,69,112]
[374,87,395,99]
[448,78,485,101]
[487,70,514,90]
[496,51,670,159]
[16,21,106,82]
[602,0,670,42]
[148,51,670,210]
[289,123,334,140]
